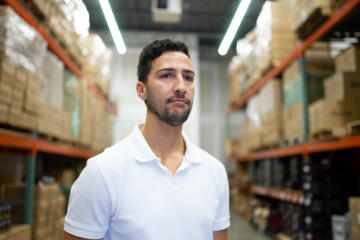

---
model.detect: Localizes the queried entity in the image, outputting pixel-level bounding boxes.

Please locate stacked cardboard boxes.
[32,184,65,240]
[81,34,112,97]
[309,45,360,138]
[0,183,65,240]
[230,187,251,221]
[0,6,46,130]
[0,225,31,240]
[282,48,334,143]
[259,80,282,147]
[43,0,90,67]
[290,0,345,35]
[246,1,297,87]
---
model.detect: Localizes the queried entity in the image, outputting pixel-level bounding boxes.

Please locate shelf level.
[3,0,114,113]
[251,185,304,205]
[0,130,93,159]
[227,0,360,115]
[231,134,360,162]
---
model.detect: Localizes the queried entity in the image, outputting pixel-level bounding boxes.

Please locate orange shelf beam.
[251,185,304,205]
[0,130,93,159]
[3,0,114,113]
[231,134,360,162]
[35,140,93,159]
[0,130,33,151]
[227,0,360,115]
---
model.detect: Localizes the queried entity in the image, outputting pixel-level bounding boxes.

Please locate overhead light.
[218,0,252,56]
[98,0,126,54]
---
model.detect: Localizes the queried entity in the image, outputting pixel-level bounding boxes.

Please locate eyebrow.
[156,68,195,75]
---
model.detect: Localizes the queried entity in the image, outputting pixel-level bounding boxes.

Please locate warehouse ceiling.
[84,0,266,57]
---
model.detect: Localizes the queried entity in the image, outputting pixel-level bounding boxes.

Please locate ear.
[136,81,147,101]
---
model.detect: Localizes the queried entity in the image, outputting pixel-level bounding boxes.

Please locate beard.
[145,86,192,126]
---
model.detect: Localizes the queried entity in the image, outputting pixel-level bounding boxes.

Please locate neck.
[140,111,185,161]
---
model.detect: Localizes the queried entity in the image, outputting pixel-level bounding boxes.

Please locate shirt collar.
[129,123,202,164]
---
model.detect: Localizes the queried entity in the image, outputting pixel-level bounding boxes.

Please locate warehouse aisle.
[229,210,272,240]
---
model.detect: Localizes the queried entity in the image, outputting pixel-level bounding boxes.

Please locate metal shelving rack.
[227,0,360,237]
[228,0,360,163]
[0,0,102,224]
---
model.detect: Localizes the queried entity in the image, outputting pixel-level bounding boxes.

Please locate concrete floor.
[228,210,272,240]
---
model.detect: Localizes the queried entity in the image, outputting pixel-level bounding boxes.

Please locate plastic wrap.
[254,2,296,68]
[40,51,64,110]
[0,6,47,71]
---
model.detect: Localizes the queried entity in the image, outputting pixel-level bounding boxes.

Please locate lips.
[167,96,190,104]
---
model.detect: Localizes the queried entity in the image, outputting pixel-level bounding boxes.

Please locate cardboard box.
[5,225,31,240]
[335,45,360,72]
[349,197,360,240]
[310,99,360,135]
[0,81,12,104]
[325,72,360,100]
[14,67,27,93]
[11,89,24,109]
[0,103,8,123]
[283,102,304,141]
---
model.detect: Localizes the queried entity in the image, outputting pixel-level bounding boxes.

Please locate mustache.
[167,96,191,104]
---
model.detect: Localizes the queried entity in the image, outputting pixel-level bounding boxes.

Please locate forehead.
[150,51,193,72]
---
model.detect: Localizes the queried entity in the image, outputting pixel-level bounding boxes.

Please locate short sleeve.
[212,166,231,231]
[64,159,111,239]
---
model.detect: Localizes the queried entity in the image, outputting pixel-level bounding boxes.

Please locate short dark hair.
[137,39,190,83]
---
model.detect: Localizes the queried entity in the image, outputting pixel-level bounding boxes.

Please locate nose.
[174,73,186,95]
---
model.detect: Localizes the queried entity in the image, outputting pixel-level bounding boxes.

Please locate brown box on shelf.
[225,140,243,157]
[335,45,360,72]
[324,72,360,100]
[14,67,27,93]
[0,81,12,105]
[11,89,24,109]
[31,0,50,17]
[5,225,31,240]
[349,197,360,240]
[0,102,8,123]
[309,98,360,136]
[262,110,283,146]
[0,61,15,82]
[306,41,331,58]
[283,102,304,142]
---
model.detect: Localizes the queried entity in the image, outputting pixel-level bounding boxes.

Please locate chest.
[110,162,219,238]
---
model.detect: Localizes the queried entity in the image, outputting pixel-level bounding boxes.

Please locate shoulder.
[191,144,227,175]
[87,134,135,179]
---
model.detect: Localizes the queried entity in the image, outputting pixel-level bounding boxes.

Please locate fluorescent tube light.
[218,0,252,56]
[98,0,126,54]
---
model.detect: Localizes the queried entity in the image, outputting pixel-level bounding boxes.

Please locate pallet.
[310,127,347,141]
[295,7,329,40]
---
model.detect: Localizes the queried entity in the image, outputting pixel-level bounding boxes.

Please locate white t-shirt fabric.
[64,124,230,240]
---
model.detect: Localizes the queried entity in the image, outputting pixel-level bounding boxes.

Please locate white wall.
[199,60,229,165]
[109,32,200,145]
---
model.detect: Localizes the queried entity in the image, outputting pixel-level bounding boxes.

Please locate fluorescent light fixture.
[98,0,126,54]
[218,0,252,56]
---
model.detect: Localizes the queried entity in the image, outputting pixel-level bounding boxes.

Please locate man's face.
[144,51,195,126]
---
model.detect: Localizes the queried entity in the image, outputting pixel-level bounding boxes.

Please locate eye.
[184,75,194,82]
[160,73,171,79]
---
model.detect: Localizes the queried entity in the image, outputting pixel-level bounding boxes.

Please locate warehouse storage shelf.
[0,129,94,159]
[230,134,360,162]
[3,0,115,113]
[227,0,360,115]
[250,185,304,205]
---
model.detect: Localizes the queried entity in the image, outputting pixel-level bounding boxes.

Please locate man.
[64,39,230,240]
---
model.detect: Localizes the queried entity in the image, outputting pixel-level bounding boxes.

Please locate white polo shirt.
[64,124,230,240]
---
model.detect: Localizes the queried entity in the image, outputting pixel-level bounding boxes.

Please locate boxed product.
[349,197,360,240]
[309,99,360,136]
[0,103,8,123]
[335,45,360,72]
[324,72,360,100]
[331,214,350,240]
[283,102,304,143]
[0,225,31,240]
